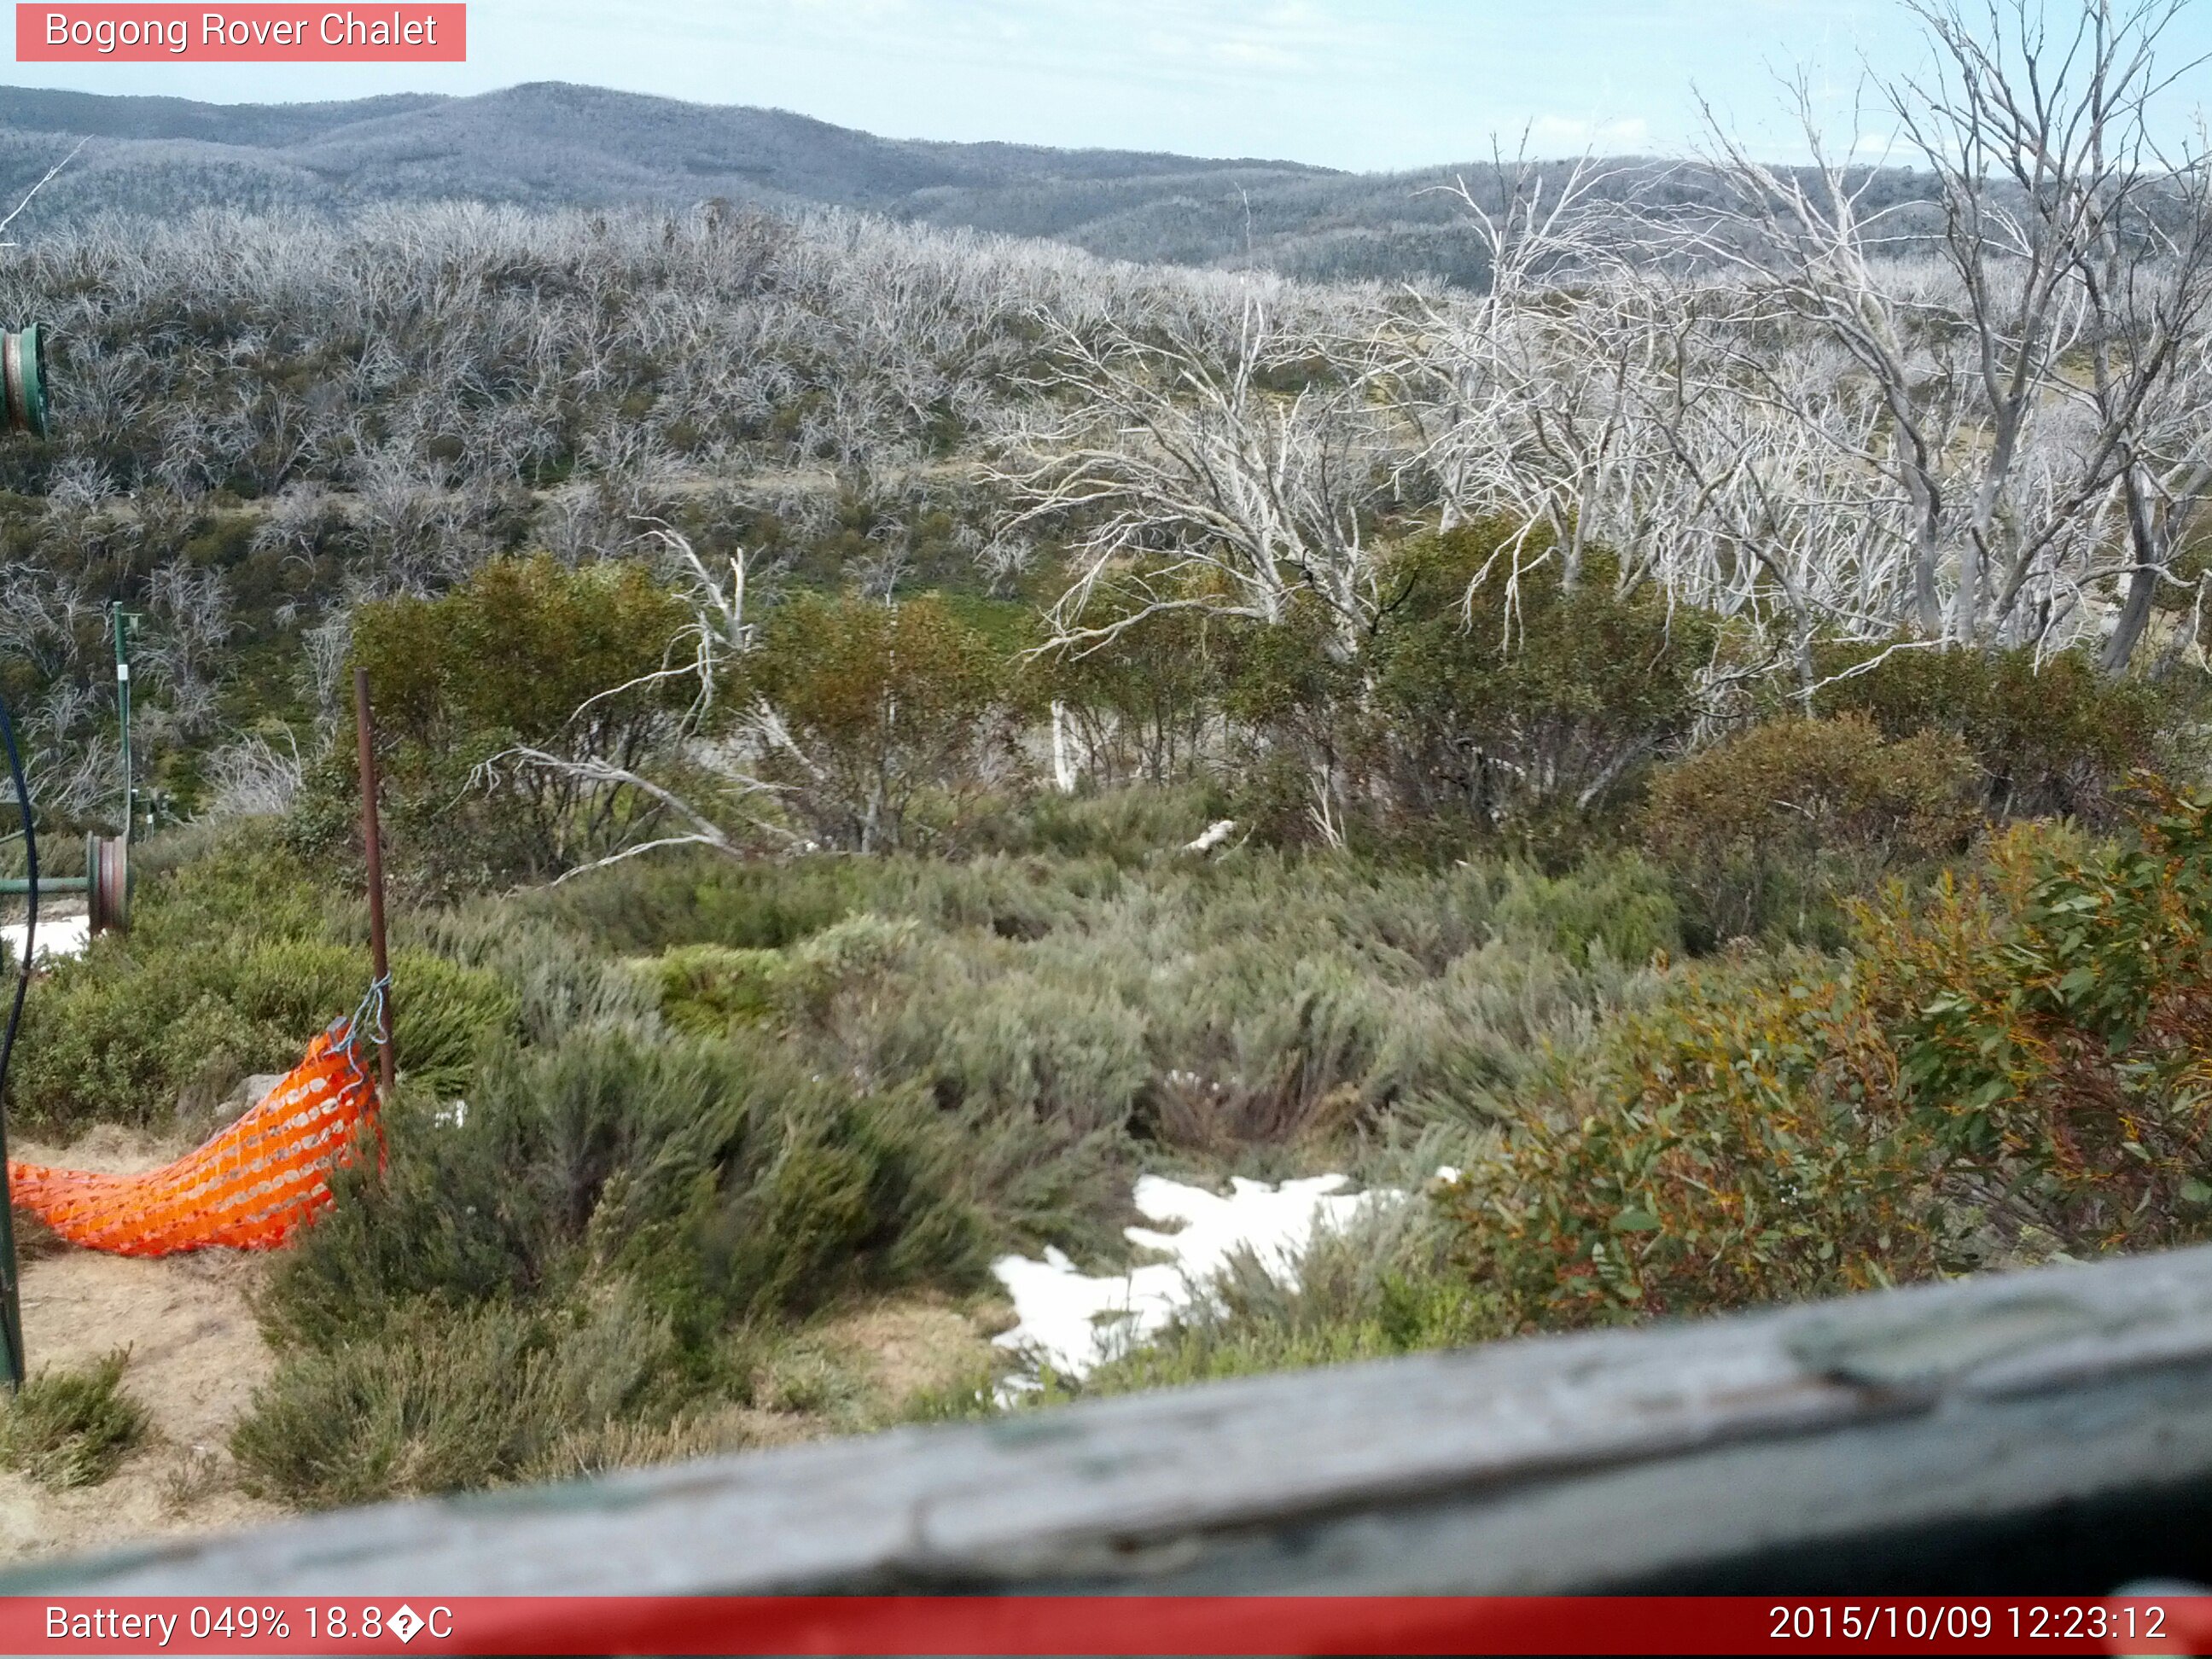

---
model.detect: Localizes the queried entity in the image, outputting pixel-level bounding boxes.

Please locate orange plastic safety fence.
[6,1018,379,1258]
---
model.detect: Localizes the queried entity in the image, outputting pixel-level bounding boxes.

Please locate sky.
[6,0,2211,172]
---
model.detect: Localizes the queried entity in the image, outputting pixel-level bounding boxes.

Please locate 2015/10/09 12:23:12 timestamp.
[1769,1600,2178,1645]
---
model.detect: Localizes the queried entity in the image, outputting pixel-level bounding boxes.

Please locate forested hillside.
[4,0,2212,1534]
[0,84,1335,254]
[0,81,1947,285]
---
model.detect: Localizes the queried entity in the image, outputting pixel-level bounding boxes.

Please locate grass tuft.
[3,1350,149,1491]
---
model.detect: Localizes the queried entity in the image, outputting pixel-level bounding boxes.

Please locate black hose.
[0,694,32,1388]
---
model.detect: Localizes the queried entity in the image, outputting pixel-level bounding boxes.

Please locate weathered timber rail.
[16,1243,2212,1596]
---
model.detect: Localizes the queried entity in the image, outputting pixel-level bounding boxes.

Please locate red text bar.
[16,4,464,61]
[1,1596,2209,1655]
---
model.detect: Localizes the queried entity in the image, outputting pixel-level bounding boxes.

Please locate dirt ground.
[0,1126,1013,1566]
[0,1127,282,1565]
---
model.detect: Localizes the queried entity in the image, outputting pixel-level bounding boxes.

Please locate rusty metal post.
[352,666,395,1097]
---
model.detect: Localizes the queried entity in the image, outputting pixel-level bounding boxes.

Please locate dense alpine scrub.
[11,515,2212,1502]
[1027,784,2212,1406]
[6,0,2212,1501]
[15,800,1673,1501]
[17,578,2212,1499]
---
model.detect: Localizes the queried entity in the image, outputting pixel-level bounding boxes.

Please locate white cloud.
[1212,38,1306,72]
[1530,114,1653,150]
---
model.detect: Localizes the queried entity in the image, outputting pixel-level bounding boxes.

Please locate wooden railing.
[12,1242,2212,1595]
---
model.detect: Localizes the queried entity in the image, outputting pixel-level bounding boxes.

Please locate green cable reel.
[3,324,49,438]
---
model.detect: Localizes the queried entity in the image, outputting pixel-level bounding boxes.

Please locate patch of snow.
[991,1172,1405,1384]
[1183,818,1239,855]
[0,914,89,964]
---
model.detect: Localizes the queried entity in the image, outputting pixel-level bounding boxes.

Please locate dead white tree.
[1683,0,2212,664]
[992,295,1394,666]
[203,731,306,819]
[1388,152,1648,589]
[140,561,236,738]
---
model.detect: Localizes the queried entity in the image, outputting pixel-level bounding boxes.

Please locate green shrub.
[358,556,690,751]
[81,789,1698,1482]
[1446,783,2212,1336]
[516,841,1665,1273]
[404,906,660,1049]
[1444,949,1939,1332]
[339,556,696,894]
[4,1350,148,1490]
[1877,791,2212,1252]
[1365,527,1717,836]
[1213,595,1364,848]
[1642,714,1978,946]
[383,951,524,1100]
[528,847,874,953]
[742,591,1010,853]
[954,783,1225,866]
[899,1371,1000,1425]
[1813,643,2180,824]
[260,1028,991,1357]
[649,943,786,1035]
[1035,579,1220,788]
[1491,854,1679,968]
[244,1016,993,1505]
[232,1293,685,1508]
[10,831,336,1133]
[641,915,928,1040]
[11,830,515,1136]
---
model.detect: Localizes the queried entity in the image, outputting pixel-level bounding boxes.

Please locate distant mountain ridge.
[0,84,446,146]
[0,81,1930,285]
[0,81,1330,213]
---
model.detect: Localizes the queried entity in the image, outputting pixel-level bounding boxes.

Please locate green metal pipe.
[0,877,86,894]
[114,608,136,841]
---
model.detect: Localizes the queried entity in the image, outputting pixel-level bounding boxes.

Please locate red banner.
[1,1596,2209,1655]
[16,4,464,61]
